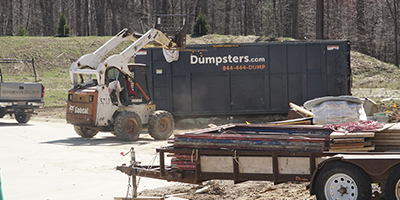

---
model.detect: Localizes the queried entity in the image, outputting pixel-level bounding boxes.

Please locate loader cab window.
[106,67,132,106]
[106,68,120,85]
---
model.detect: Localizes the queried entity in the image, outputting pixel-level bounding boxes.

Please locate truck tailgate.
[0,82,43,101]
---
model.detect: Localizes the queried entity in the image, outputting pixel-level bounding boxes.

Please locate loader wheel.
[15,113,31,123]
[385,164,400,199]
[148,110,174,140]
[74,125,99,138]
[315,161,371,200]
[114,111,142,141]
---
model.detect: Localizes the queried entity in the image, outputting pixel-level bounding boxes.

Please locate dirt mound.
[138,180,315,200]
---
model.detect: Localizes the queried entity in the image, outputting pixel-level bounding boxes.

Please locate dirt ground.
[137,180,315,200]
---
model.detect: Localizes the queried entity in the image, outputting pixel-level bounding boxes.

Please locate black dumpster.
[134,40,351,116]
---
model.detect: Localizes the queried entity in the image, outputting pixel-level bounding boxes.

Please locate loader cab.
[105,67,139,106]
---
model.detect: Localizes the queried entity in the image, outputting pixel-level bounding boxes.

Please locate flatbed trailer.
[117,124,400,200]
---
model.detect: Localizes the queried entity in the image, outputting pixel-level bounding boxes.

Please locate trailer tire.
[385,164,400,199]
[148,110,174,140]
[15,113,31,123]
[315,161,371,200]
[74,125,99,138]
[114,111,142,141]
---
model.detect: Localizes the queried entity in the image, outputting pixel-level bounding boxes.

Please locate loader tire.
[148,110,174,140]
[114,111,142,141]
[15,113,31,123]
[74,125,99,138]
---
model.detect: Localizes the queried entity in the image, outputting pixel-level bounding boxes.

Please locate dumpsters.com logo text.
[190,51,266,66]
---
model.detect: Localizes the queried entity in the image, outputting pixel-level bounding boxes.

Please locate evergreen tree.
[193,13,210,35]
[57,13,71,36]
[17,25,29,36]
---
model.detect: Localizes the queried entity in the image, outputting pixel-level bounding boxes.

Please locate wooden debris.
[329,145,375,152]
[289,102,313,117]
[371,123,400,151]
[330,131,375,139]
[333,138,365,144]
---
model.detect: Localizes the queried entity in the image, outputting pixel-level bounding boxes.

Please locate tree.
[224,0,231,35]
[39,0,56,36]
[57,13,71,36]
[193,13,210,35]
[17,25,29,36]
[385,0,399,67]
[356,0,368,54]
[94,0,106,36]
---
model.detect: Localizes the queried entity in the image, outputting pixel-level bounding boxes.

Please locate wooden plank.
[374,132,400,136]
[267,117,313,125]
[374,146,400,152]
[371,140,400,145]
[330,141,372,149]
[377,123,400,132]
[376,124,400,132]
[177,133,328,143]
[371,138,400,143]
[333,138,365,144]
[329,145,375,152]
[330,131,374,139]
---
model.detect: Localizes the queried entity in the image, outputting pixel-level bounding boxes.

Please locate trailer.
[117,123,400,200]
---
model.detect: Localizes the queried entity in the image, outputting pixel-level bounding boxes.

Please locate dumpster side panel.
[134,41,350,116]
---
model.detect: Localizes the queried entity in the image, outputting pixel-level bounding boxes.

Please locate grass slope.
[0,35,398,108]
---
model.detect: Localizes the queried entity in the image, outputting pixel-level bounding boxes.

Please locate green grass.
[0,36,130,107]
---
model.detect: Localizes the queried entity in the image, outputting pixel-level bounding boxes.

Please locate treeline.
[0,0,399,66]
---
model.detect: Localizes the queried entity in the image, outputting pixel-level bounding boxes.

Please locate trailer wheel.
[315,161,371,200]
[15,113,31,123]
[114,111,142,141]
[148,110,174,140]
[385,164,400,199]
[74,125,99,138]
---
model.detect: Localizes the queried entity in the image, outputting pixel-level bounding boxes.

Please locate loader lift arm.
[70,29,185,88]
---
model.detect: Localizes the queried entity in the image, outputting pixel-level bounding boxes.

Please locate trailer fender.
[310,154,400,195]
[309,156,342,195]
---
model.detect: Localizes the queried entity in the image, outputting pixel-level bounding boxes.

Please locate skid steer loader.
[66,15,186,140]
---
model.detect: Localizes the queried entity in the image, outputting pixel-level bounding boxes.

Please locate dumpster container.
[134,40,351,116]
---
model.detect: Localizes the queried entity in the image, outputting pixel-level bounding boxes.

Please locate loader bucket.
[155,14,187,49]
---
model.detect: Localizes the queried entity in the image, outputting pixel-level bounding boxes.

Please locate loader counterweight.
[66,88,98,126]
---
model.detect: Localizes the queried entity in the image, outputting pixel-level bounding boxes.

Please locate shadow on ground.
[41,133,159,147]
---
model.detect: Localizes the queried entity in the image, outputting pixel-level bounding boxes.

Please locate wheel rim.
[125,118,138,135]
[159,117,171,133]
[324,173,358,200]
[396,179,400,199]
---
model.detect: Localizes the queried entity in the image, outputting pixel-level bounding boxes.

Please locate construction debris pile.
[324,120,384,152]
[167,96,400,168]
[169,124,332,171]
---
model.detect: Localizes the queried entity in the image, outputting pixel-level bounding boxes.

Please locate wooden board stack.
[168,123,332,171]
[329,131,375,152]
[372,123,400,152]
